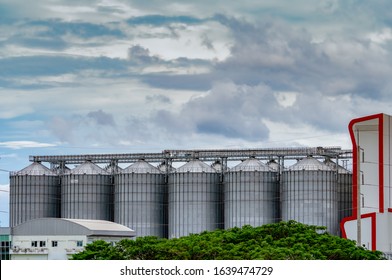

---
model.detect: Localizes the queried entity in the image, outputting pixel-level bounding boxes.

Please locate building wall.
[11,235,87,260]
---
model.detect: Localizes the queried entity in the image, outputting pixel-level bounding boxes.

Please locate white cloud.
[0,141,56,149]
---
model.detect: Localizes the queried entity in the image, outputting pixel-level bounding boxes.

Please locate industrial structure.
[9,146,353,239]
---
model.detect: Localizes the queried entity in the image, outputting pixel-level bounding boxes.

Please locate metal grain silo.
[61,161,112,221]
[168,159,222,238]
[9,162,60,227]
[281,156,339,235]
[324,158,352,226]
[114,160,166,238]
[224,158,279,229]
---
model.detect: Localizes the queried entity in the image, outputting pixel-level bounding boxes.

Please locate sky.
[1,0,392,226]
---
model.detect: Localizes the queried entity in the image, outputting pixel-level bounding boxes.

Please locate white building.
[341,113,392,259]
[10,218,136,260]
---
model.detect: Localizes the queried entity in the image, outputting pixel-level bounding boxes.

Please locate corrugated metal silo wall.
[224,170,279,229]
[281,170,339,235]
[338,173,353,224]
[61,174,113,221]
[9,174,60,227]
[114,172,167,238]
[168,171,223,238]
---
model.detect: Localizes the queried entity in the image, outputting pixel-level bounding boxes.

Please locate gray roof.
[122,160,161,174]
[231,158,271,172]
[175,159,217,173]
[288,156,332,171]
[12,218,135,237]
[69,161,109,175]
[15,162,56,176]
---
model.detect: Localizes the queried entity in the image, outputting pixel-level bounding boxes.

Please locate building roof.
[11,218,135,237]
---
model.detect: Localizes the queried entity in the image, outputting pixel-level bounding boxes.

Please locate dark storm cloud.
[213,14,392,99]
[152,81,273,140]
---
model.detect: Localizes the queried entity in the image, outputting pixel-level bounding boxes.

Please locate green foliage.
[71,221,385,260]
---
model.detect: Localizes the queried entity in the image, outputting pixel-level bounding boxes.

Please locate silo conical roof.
[69,161,109,175]
[230,158,271,172]
[122,160,161,174]
[157,162,175,172]
[176,159,216,173]
[289,156,332,171]
[266,159,283,171]
[15,162,56,176]
[211,161,223,172]
[324,158,351,174]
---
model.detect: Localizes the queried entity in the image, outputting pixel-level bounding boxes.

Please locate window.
[76,241,83,247]
[31,241,38,247]
[39,241,46,247]
[51,241,58,247]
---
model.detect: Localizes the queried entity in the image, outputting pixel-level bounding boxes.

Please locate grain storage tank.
[224,158,279,229]
[9,162,60,227]
[61,161,112,221]
[281,156,339,235]
[324,158,352,226]
[114,160,166,238]
[266,159,283,172]
[168,159,222,238]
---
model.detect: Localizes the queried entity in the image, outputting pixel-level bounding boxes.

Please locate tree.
[71,221,385,260]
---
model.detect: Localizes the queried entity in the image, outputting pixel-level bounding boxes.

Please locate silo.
[266,159,283,172]
[61,161,112,221]
[9,162,60,227]
[168,159,222,238]
[224,158,279,229]
[114,160,166,238]
[281,156,339,235]
[324,159,353,226]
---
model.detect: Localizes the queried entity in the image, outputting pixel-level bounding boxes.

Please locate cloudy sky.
[1,0,392,225]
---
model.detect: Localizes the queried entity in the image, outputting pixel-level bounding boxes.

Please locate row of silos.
[9,156,352,237]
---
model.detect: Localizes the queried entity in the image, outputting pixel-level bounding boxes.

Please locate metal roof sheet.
[324,159,351,174]
[231,158,271,171]
[12,218,135,237]
[69,161,109,175]
[122,160,161,174]
[15,162,56,176]
[288,156,332,171]
[176,159,217,173]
